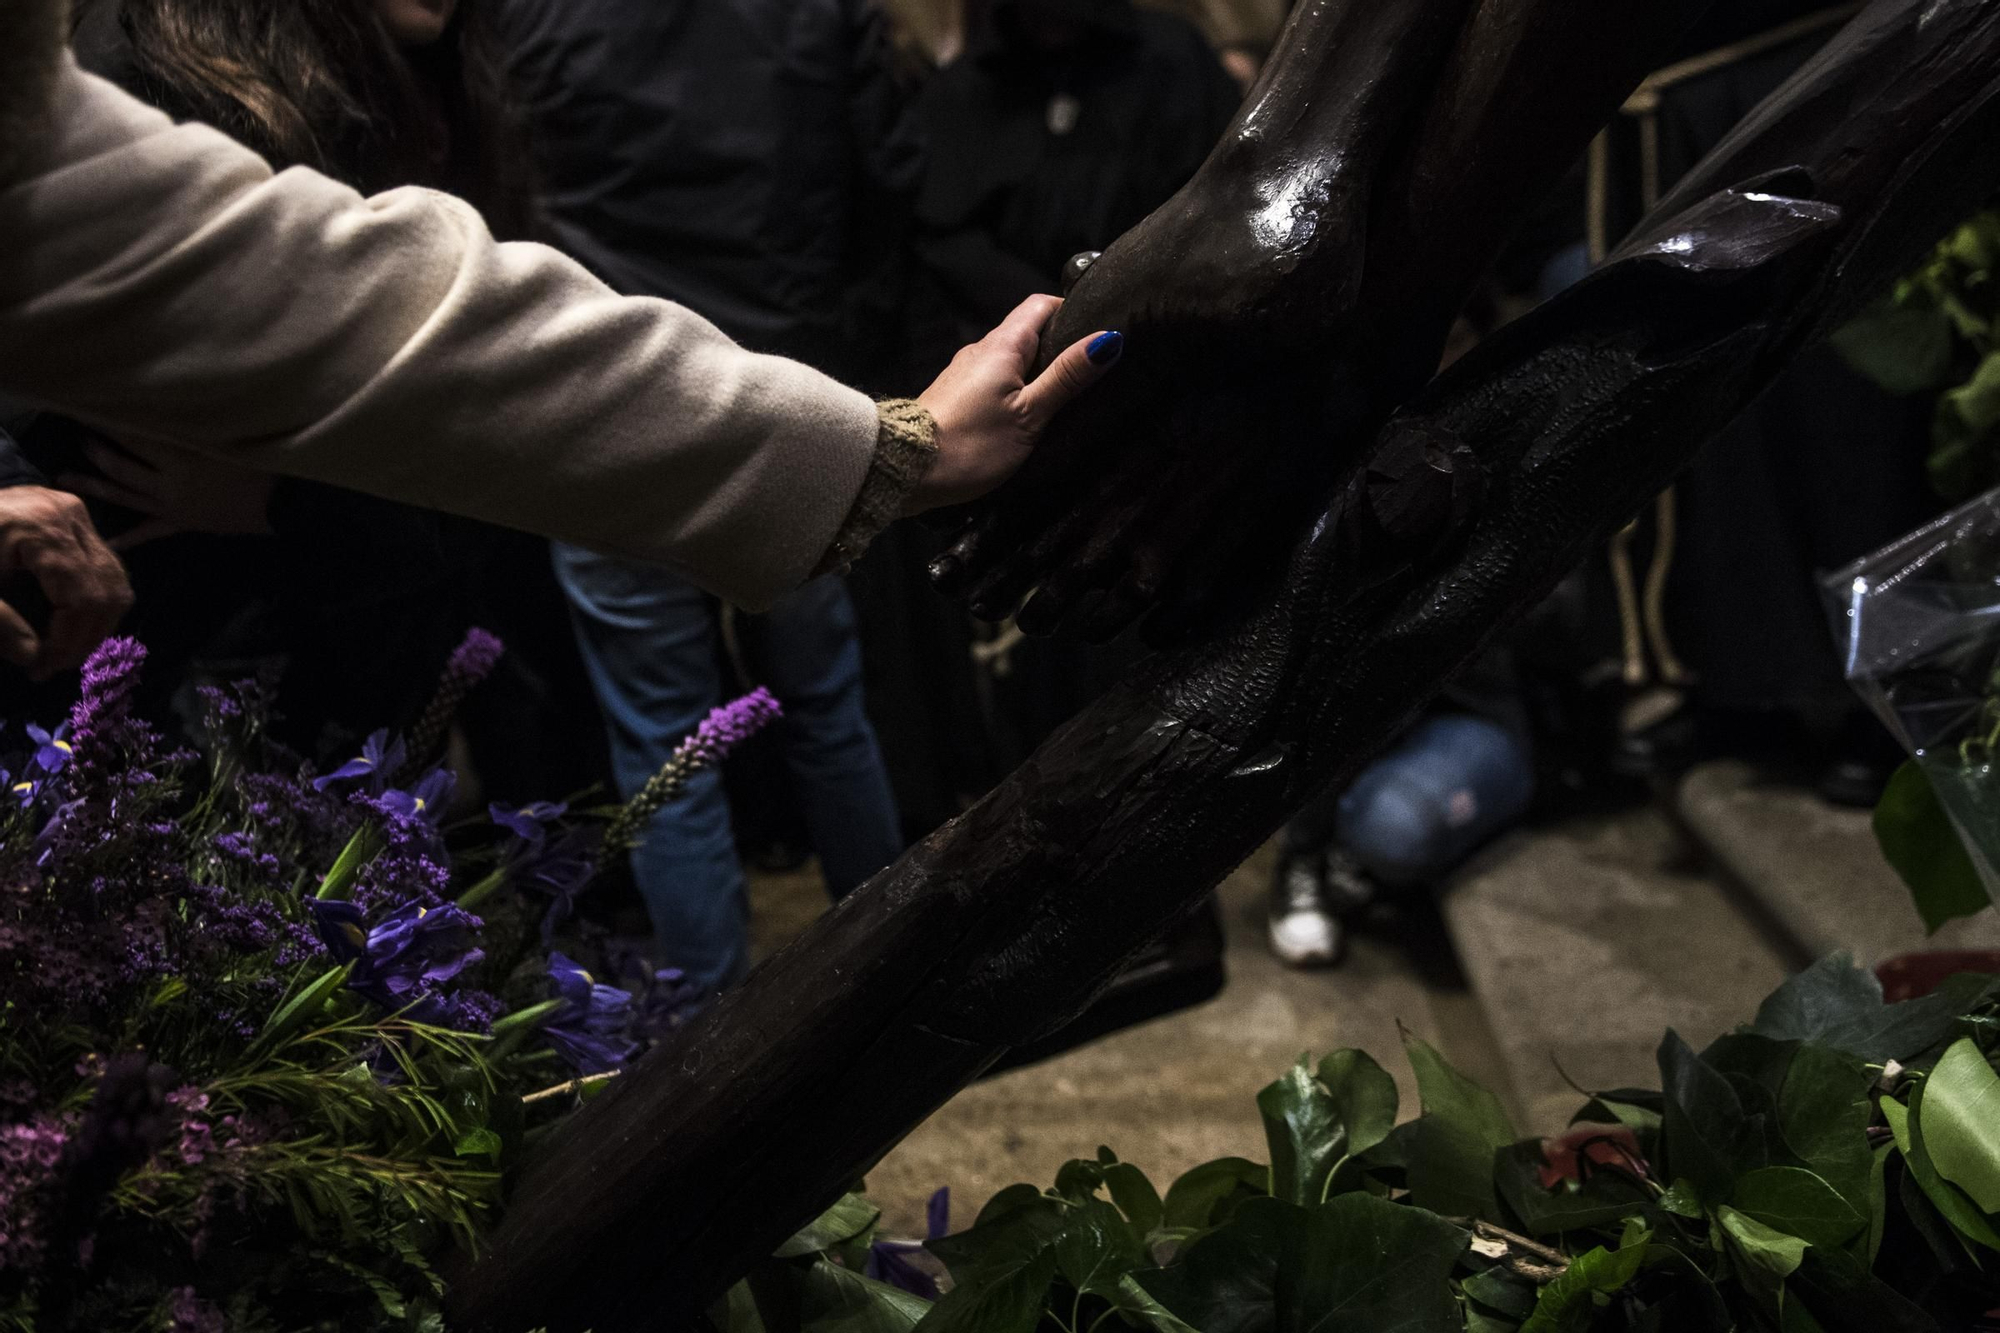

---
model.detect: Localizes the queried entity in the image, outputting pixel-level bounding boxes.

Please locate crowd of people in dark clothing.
[0,0,1952,1001]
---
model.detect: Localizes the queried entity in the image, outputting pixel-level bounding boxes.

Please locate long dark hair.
[93,0,532,235]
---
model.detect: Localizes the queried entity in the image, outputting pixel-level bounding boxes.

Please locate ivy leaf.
[1659,1031,1750,1206]
[1831,291,1956,395]
[1259,1061,1349,1206]
[1404,1037,1517,1222]
[1790,1245,1941,1333]
[799,1260,932,1333]
[1160,1157,1268,1235]
[1053,1158,1105,1203]
[1135,1195,1467,1333]
[916,1208,1061,1333]
[1494,1141,1652,1238]
[1883,1094,2000,1253]
[1874,762,1992,933]
[1718,1204,1809,1313]
[1319,1050,1398,1160]
[1098,1154,1164,1238]
[1775,1042,1876,1217]
[1053,1199,1147,1299]
[1518,1223,1651,1333]
[1917,1038,2000,1214]
[1748,955,1987,1064]
[1461,1266,1538,1319]
[777,1195,882,1258]
[1730,1167,1867,1250]
[452,1127,503,1160]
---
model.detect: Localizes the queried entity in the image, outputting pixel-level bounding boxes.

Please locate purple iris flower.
[25,722,72,775]
[542,951,637,1075]
[866,1188,950,1300]
[304,898,370,964]
[520,829,598,941]
[303,899,483,1017]
[357,901,484,1008]
[491,801,567,850]
[1,769,35,809]
[378,768,456,825]
[312,730,406,793]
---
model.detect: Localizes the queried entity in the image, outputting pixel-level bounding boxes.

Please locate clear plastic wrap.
[1825,485,2000,907]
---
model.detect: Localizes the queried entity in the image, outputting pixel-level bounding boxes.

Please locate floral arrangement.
[0,634,780,1331]
[793,957,2000,1333]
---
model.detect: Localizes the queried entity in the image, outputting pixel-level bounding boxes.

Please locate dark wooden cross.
[450,1,2000,1326]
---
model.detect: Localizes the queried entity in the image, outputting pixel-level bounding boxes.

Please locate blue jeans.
[552,546,904,993]
[1291,714,1534,886]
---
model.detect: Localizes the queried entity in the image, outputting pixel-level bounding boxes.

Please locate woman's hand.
[906,294,1123,515]
[60,437,276,550]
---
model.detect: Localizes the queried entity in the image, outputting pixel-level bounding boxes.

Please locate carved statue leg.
[446,3,2000,1328]
[930,0,1716,646]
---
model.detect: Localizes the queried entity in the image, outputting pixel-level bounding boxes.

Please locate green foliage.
[1874,761,1993,932]
[1835,210,2000,502]
[910,957,2000,1333]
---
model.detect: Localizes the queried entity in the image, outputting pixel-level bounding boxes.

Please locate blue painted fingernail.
[1087,331,1125,366]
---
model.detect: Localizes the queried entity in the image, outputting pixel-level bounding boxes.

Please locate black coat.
[914,0,1240,348]
[493,0,925,391]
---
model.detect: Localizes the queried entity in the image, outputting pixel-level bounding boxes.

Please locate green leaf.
[252,963,353,1052]
[1719,1204,1809,1312]
[1865,1141,1893,1267]
[1135,1194,1467,1333]
[1519,1225,1651,1333]
[1775,1043,1876,1217]
[1920,1038,2000,1214]
[1462,1267,1539,1319]
[1831,292,1956,395]
[916,1221,1060,1333]
[1101,1160,1164,1239]
[1884,1093,2000,1253]
[1748,955,1985,1064]
[1404,1037,1517,1222]
[715,1278,767,1333]
[798,1259,932,1333]
[1494,1141,1652,1238]
[1160,1157,1268,1235]
[1659,1179,1705,1219]
[1875,763,1992,933]
[1258,1061,1347,1206]
[1730,1167,1867,1249]
[1110,1276,1201,1333]
[1935,354,2000,503]
[1054,1198,1146,1298]
[1659,1031,1752,1205]
[1790,1245,1941,1333]
[317,824,382,900]
[778,1195,883,1259]
[453,1127,503,1159]
[1318,1049,1398,1159]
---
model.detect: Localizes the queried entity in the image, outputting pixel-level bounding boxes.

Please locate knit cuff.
[813,399,939,578]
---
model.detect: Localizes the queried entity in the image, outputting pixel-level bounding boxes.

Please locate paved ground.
[748,842,1500,1240]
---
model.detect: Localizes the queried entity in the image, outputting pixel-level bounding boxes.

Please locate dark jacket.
[492,0,925,391]
[914,0,1239,346]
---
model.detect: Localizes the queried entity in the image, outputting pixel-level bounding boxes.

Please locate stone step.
[1438,805,1795,1134]
[1675,760,2000,966]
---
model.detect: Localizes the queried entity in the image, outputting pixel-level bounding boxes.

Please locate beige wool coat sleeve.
[0,55,887,610]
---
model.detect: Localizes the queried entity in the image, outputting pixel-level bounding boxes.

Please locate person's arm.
[0,59,1117,610]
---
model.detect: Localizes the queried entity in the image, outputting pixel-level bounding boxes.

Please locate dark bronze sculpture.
[449,1,2000,1327]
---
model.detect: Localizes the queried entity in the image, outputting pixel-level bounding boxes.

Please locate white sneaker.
[1267,852,1345,969]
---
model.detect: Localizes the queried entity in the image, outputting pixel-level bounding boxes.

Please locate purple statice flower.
[166,1087,214,1167]
[437,987,504,1034]
[212,830,282,882]
[867,1188,951,1300]
[25,721,72,774]
[165,1286,226,1333]
[541,952,637,1075]
[348,792,453,913]
[404,628,505,769]
[33,797,87,867]
[312,729,406,794]
[0,1114,71,1271]
[377,768,456,825]
[67,637,160,783]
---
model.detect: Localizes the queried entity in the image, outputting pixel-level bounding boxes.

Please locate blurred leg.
[750,576,904,899]
[552,543,748,994]
[1336,713,1534,886]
